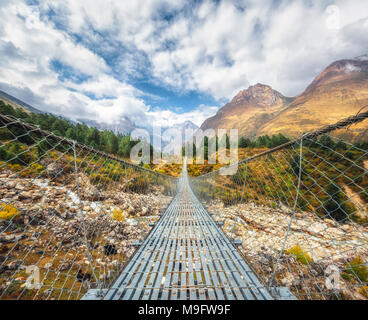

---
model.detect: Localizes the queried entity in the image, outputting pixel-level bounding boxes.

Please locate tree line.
[182,132,291,160]
[0,100,140,159]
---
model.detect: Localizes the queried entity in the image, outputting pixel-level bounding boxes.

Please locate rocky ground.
[206,200,368,300]
[0,168,173,300]
[1,161,367,300]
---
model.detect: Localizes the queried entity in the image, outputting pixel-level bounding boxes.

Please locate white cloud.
[0,1,150,125]
[146,104,218,128]
[344,63,360,73]
[147,0,368,98]
[0,0,368,130]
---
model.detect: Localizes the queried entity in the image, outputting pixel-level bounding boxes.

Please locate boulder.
[84,186,101,201]
[47,163,63,178]
[309,222,326,234]
[19,191,34,200]
[311,247,330,261]
[6,181,16,189]
[15,183,25,191]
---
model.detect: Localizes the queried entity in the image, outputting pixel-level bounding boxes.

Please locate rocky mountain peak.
[307,58,368,91]
[181,120,199,130]
[231,83,285,107]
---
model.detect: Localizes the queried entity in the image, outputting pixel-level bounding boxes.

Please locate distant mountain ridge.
[153,120,199,154]
[0,90,200,151]
[200,56,368,141]
[0,90,44,114]
[77,117,137,135]
[0,90,142,135]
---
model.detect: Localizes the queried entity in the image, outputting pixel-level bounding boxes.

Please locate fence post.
[239,161,248,204]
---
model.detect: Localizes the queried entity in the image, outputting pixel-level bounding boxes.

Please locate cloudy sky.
[0,0,367,128]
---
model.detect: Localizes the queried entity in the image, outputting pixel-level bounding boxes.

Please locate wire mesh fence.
[0,114,178,300]
[190,112,368,300]
[1,110,368,300]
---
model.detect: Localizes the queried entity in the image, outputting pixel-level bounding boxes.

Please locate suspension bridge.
[0,111,367,300]
[83,160,282,300]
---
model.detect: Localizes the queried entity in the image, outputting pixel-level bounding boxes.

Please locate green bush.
[221,191,242,206]
[230,170,246,186]
[324,182,356,221]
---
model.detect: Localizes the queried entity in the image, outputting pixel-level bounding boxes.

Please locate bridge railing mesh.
[190,112,368,300]
[0,114,177,300]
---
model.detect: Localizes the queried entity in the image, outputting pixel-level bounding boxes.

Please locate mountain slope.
[200,84,293,137]
[258,58,368,139]
[0,90,44,114]
[200,57,368,141]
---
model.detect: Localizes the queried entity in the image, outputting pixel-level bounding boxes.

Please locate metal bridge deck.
[92,164,274,300]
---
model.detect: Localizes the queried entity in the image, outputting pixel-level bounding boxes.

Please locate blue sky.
[0,0,367,128]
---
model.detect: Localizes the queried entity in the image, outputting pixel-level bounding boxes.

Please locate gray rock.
[15,183,25,191]
[47,163,63,178]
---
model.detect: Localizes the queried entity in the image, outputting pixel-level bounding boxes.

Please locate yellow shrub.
[112,208,126,221]
[49,151,60,159]
[345,256,368,282]
[359,286,368,298]
[8,164,23,172]
[0,203,20,220]
[285,245,312,265]
[30,163,44,173]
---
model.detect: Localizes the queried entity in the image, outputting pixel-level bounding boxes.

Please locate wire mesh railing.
[0,114,178,300]
[189,111,368,300]
[1,110,368,300]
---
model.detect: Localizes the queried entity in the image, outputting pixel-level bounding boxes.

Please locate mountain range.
[158,120,199,154]
[0,90,44,115]
[2,55,368,147]
[76,117,137,135]
[0,89,199,150]
[200,56,368,141]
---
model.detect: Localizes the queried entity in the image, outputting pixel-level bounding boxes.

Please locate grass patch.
[0,203,20,220]
[285,245,312,265]
[344,256,368,283]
